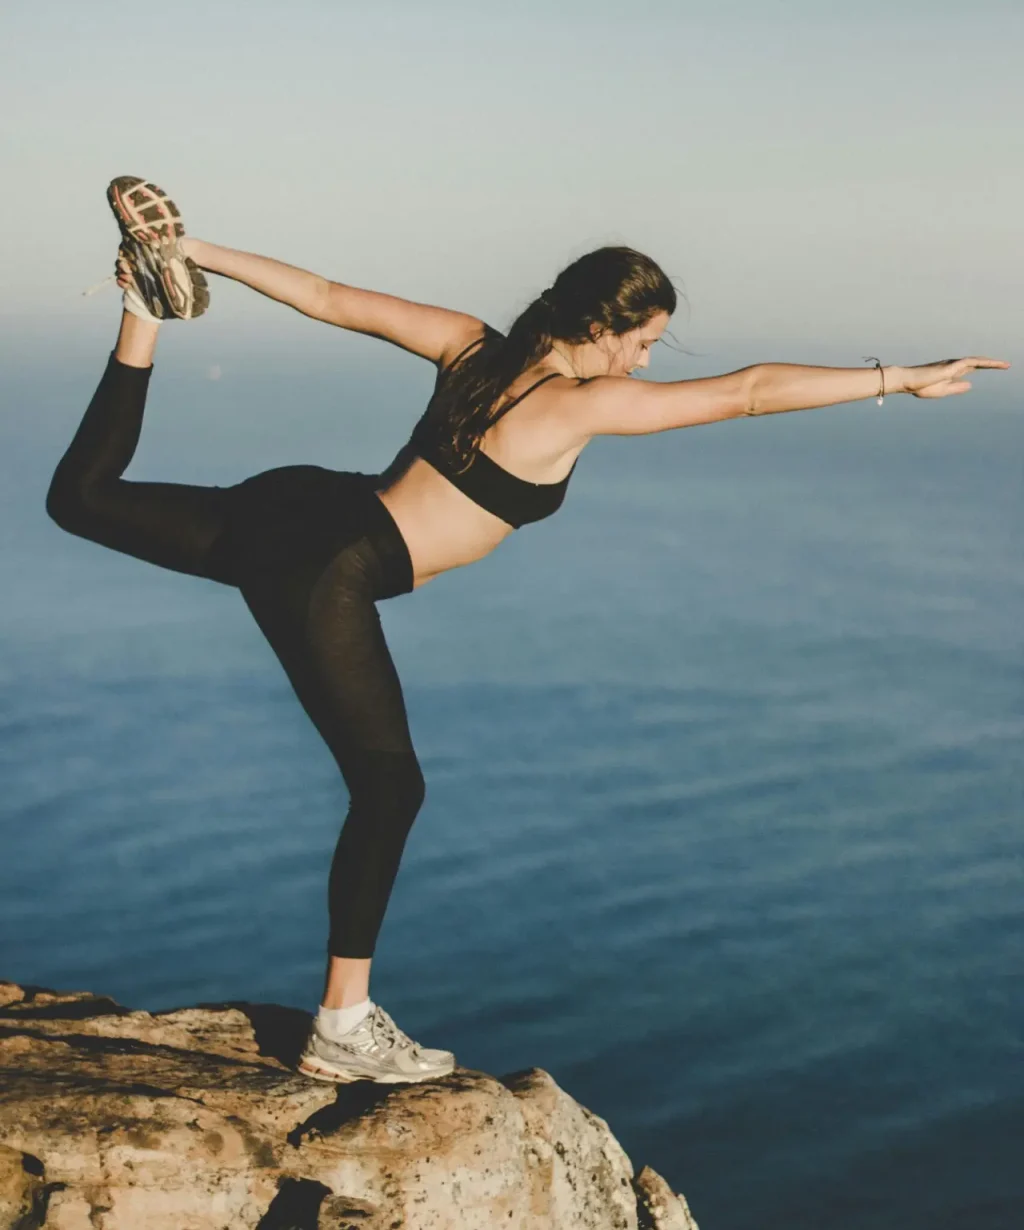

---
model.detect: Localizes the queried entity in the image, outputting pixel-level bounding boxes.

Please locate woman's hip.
[217,465,414,600]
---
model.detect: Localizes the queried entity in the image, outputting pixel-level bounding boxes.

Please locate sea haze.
[1,341,1021,1230]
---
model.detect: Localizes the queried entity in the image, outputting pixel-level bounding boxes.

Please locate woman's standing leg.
[235,544,454,1082]
[237,547,424,966]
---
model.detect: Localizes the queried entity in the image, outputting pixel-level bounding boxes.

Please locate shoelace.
[80,248,141,299]
[82,241,139,298]
[80,242,168,323]
[80,237,169,300]
[81,273,117,298]
[80,267,162,323]
[370,1005,424,1057]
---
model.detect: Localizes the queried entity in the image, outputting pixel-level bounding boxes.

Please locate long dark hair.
[427,245,677,473]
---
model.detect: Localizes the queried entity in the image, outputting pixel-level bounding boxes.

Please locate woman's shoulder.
[437,323,504,377]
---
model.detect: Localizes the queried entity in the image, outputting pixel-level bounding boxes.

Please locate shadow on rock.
[255,1177,332,1230]
[287,1084,396,1147]
[0,1146,65,1230]
[0,995,127,1022]
[230,1003,314,1069]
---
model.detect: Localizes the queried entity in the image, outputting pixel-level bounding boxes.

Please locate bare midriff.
[373,457,515,588]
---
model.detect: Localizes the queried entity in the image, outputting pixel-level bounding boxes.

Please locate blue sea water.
[1,331,1021,1229]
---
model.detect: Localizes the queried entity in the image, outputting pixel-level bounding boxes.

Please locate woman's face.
[593,311,670,376]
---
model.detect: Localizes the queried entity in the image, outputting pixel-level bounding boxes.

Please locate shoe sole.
[107,176,209,320]
[297,1056,455,1084]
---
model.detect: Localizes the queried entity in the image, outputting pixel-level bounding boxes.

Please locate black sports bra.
[404,327,578,529]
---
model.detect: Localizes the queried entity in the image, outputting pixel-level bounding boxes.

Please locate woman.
[48,176,1009,1085]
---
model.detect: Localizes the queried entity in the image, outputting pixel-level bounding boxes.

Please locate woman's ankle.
[321,955,373,1009]
[321,988,371,1010]
[114,311,159,368]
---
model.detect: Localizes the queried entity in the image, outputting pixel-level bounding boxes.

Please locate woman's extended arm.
[749,362,905,415]
[177,237,484,365]
[749,356,1011,415]
[564,356,1010,439]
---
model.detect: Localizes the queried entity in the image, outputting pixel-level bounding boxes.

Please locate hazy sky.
[2,0,1021,364]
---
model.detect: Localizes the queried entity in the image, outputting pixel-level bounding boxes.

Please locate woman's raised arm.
[180,237,484,366]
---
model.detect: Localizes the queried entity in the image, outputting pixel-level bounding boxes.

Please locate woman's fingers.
[939,357,1008,373]
[906,356,1010,397]
[918,380,972,398]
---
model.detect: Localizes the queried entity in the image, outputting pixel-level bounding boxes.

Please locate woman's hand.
[899,356,1011,398]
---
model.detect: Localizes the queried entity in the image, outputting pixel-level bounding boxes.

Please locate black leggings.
[46,353,422,959]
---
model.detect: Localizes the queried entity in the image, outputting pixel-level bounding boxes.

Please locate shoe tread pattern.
[106,176,208,319]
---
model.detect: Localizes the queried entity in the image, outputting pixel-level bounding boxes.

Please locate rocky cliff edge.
[0,981,698,1230]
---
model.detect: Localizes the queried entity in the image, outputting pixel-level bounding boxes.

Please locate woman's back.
[375,327,588,586]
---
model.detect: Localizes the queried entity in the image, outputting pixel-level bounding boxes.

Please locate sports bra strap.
[489,372,562,427]
[440,329,486,371]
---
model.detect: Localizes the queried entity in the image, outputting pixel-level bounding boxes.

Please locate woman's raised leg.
[46,310,236,585]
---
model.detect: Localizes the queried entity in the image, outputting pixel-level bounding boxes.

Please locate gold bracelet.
[862,356,885,405]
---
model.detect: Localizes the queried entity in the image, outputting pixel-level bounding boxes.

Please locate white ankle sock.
[123,285,162,324]
[317,998,372,1038]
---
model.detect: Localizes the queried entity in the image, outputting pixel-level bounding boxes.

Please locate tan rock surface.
[0,981,699,1229]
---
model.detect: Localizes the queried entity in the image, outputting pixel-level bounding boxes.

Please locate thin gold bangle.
[862,356,885,405]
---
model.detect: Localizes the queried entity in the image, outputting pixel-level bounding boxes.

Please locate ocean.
[1,328,1021,1229]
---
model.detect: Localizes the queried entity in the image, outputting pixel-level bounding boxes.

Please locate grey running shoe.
[106,176,209,320]
[297,1003,455,1084]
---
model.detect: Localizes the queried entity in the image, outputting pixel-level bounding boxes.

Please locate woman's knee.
[400,758,427,820]
[348,750,426,831]
[376,754,426,825]
[45,461,90,534]
[46,464,112,540]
